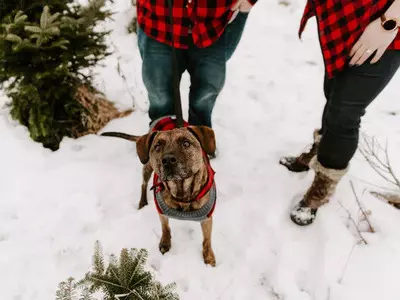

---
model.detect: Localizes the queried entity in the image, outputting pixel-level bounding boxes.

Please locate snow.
[1,0,400,299]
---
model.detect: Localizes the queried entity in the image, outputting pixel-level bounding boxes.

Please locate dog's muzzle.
[162,154,177,168]
[160,154,188,180]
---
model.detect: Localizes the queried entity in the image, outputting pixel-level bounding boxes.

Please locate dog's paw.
[203,249,216,267]
[159,240,171,254]
[138,195,148,209]
[138,201,148,210]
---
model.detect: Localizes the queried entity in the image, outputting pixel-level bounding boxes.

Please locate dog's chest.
[162,190,210,211]
[153,182,217,222]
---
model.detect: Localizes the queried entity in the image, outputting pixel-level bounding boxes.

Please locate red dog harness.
[150,116,217,221]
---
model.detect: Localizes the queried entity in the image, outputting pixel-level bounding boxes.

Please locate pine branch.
[128,249,148,287]
[24,25,41,33]
[40,6,50,29]
[67,241,180,300]
[14,11,27,24]
[4,33,22,43]
[49,12,61,24]
[56,277,78,300]
[90,275,126,290]
[93,240,105,275]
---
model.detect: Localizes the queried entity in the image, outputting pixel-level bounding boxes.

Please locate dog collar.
[151,154,216,221]
[149,116,217,221]
[153,180,217,222]
[150,115,189,132]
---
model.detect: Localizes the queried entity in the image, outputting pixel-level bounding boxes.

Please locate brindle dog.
[101,125,217,266]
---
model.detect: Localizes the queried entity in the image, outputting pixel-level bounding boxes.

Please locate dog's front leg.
[159,214,171,254]
[201,217,216,267]
[139,162,153,209]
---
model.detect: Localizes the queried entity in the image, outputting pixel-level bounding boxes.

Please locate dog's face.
[136,126,216,181]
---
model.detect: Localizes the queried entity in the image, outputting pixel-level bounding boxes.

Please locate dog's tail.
[100,132,140,142]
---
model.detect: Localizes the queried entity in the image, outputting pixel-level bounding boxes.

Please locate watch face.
[383,19,397,31]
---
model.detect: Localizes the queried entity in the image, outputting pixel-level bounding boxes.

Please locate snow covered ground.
[1,0,400,299]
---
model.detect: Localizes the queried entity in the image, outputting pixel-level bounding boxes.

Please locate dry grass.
[72,85,133,138]
[359,134,400,208]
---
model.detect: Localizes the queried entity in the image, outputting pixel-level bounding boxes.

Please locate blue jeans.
[137,12,249,127]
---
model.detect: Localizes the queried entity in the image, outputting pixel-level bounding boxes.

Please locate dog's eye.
[182,140,190,148]
[154,144,161,152]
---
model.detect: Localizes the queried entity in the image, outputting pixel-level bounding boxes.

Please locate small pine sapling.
[0,1,132,150]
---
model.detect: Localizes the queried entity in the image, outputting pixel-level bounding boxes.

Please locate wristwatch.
[381,14,400,32]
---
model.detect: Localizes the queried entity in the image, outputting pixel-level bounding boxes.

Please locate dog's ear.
[136,131,157,164]
[188,126,216,155]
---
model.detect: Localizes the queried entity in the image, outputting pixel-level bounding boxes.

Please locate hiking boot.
[290,157,348,226]
[280,129,322,173]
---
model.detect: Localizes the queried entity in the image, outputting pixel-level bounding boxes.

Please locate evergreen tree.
[0,0,131,150]
[56,241,180,300]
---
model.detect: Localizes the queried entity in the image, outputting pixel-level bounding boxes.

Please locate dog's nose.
[162,154,177,166]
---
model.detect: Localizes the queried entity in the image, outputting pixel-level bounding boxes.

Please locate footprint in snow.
[71,144,84,152]
[0,234,9,242]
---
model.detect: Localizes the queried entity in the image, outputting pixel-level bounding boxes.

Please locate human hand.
[349,18,398,66]
[231,0,253,13]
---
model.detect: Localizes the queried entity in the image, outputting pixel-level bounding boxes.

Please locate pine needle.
[56,241,180,300]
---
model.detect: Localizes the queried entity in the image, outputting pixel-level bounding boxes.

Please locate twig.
[350,181,374,233]
[90,276,125,289]
[326,287,331,300]
[362,135,387,168]
[338,201,368,245]
[338,242,357,284]
[370,191,400,205]
[348,175,398,193]
[216,276,236,300]
[384,141,400,188]
[116,58,136,104]
[115,293,131,300]
[359,134,400,189]
[109,40,148,114]
[359,147,397,186]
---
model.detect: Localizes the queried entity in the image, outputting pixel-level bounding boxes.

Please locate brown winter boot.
[280,129,322,172]
[290,157,348,226]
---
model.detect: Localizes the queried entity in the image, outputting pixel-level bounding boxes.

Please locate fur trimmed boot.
[280,129,322,172]
[290,157,348,226]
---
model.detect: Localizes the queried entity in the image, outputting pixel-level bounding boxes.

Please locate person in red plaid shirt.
[136,0,257,134]
[280,0,400,226]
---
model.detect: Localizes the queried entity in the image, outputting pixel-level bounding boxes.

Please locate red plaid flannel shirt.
[137,0,257,49]
[299,0,400,78]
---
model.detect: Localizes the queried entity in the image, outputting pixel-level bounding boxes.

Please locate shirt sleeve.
[247,0,258,5]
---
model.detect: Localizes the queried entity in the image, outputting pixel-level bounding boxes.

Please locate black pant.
[318,50,400,170]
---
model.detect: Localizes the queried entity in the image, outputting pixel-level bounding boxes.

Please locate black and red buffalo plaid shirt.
[137,0,257,49]
[299,0,400,78]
